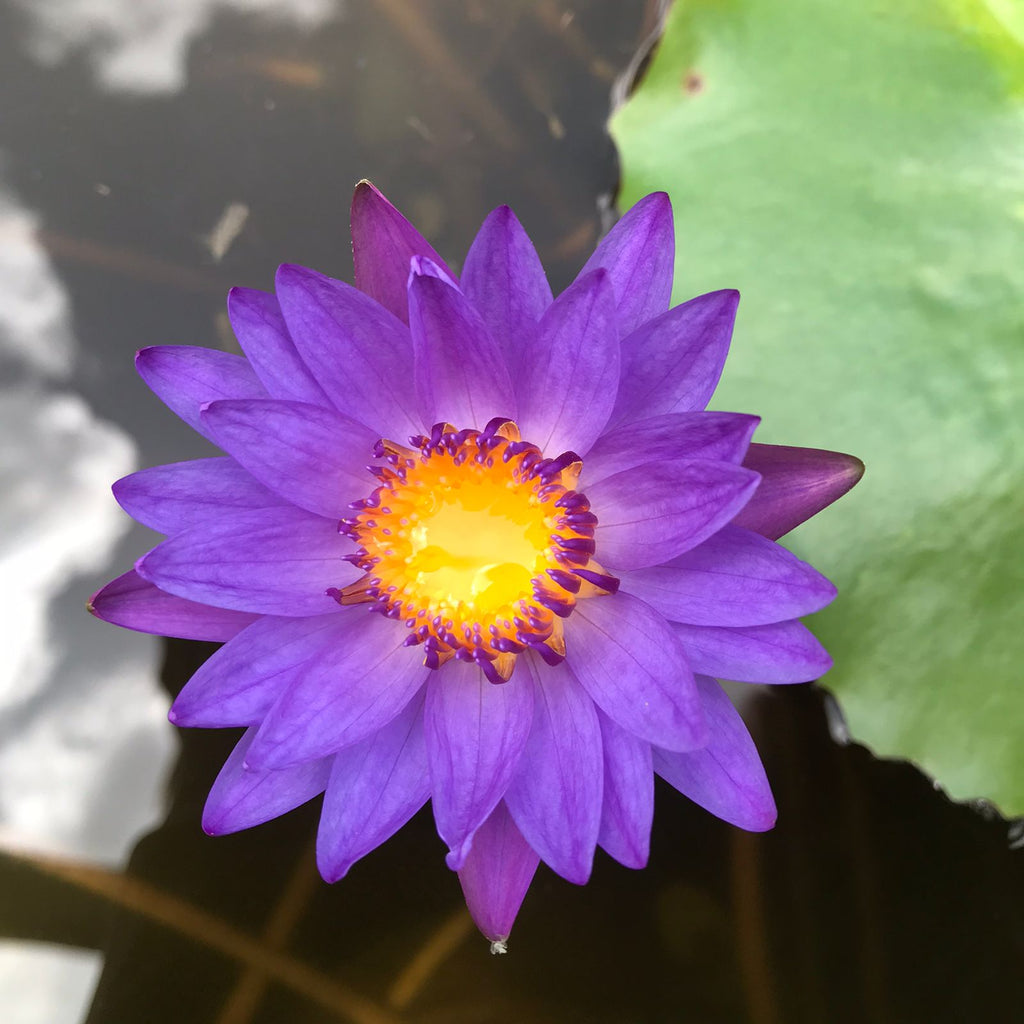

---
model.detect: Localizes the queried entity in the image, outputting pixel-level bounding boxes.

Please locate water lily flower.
[90,182,862,951]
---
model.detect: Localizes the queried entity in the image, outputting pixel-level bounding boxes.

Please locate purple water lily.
[90,182,862,951]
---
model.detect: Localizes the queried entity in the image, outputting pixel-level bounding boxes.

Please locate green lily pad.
[612,0,1024,814]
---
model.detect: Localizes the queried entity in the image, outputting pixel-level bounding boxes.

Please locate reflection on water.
[0,0,1020,1022]
[14,0,337,94]
[0,941,100,1024]
[0,179,171,865]
[0,177,174,1021]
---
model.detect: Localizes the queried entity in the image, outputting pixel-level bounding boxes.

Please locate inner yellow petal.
[406,478,547,611]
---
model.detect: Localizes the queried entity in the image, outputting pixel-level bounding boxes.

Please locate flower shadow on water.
[6,641,1018,1023]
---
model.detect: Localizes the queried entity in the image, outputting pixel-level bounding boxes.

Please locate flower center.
[337,418,617,682]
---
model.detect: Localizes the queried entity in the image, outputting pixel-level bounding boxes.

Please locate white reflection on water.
[0,180,175,1022]
[14,0,338,93]
[0,391,173,860]
[0,193,74,379]
[0,943,102,1024]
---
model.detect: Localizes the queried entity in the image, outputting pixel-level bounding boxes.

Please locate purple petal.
[654,676,776,831]
[597,710,653,869]
[565,592,705,752]
[202,728,330,836]
[504,658,603,885]
[461,205,553,378]
[620,524,837,627]
[135,346,266,441]
[457,801,539,949]
[732,444,865,540]
[274,264,422,438]
[245,612,429,769]
[583,412,759,487]
[424,661,534,869]
[515,269,619,457]
[112,457,287,535]
[316,690,430,881]
[169,612,353,728]
[227,287,328,406]
[88,569,259,641]
[578,192,675,338]
[610,290,739,428]
[135,507,356,616]
[350,180,455,323]
[409,272,517,429]
[590,459,760,570]
[200,398,376,519]
[673,620,833,684]
[408,255,458,288]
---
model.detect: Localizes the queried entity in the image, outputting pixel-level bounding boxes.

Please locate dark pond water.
[0,1,1021,1022]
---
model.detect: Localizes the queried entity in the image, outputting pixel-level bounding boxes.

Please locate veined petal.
[112,457,286,535]
[504,657,603,885]
[457,801,539,950]
[351,180,455,322]
[245,612,429,769]
[135,346,266,441]
[610,290,739,427]
[621,524,837,627]
[654,676,776,831]
[578,192,674,338]
[424,661,533,870]
[733,444,865,540]
[597,710,653,869]
[462,205,552,377]
[88,569,258,642]
[169,613,351,728]
[409,271,517,429]
[274,264,422,438]
[136,507,356,616]
[317,690,430,881]
[515,269,619,457]
[590,459,760,570]
[673,620,833,684]
[566,592,705,752]
[200,398,376,519]
[583,412,759,487]
[227,287,328,406]
[202,728,330,836]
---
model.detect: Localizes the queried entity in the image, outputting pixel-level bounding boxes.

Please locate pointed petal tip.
[352,177,382,199]
[842,452,866,485]
[487,203,516,223]
[445,838,473,871]
[86,581,110,619]
[632,190,671,213]
[562,860,594,886]
[489,939,509,955]
[614,844,649,870]
[749,804,778,832]
[736,444,865,539]
[166,697,203,728]
[316,855,352,884]
[132,551,152,580]
[721,287,741,309]
[201,812,226,836]
[274,262,311,289]
[734,785,778,832]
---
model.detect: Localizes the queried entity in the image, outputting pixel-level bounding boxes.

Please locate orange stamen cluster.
[336,417,617,682]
